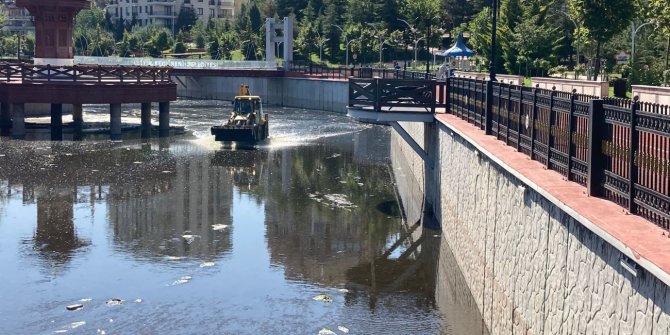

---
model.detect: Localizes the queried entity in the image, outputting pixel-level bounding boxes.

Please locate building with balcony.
[0,0,34,34]
[105,0,243,32]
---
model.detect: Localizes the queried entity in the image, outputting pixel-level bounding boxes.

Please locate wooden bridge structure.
[0,62,176,140]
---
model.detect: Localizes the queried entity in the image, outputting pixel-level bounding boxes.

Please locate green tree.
[173,41,187,54]
[646,0,670,69]
[568,0,634,80]
[176,6,198,33]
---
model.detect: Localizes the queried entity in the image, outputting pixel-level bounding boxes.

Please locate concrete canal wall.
[392,120,670,335]
[174,75,348,113]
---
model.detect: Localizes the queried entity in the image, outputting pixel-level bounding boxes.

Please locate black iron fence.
[288,61,435,81]
[444,77,670,230]
[349,78,437,113]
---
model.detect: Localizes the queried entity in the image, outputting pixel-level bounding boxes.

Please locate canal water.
[0,100,487,335]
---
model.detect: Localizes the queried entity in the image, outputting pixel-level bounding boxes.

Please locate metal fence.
[288,61,436,81]
[444,77,670,230]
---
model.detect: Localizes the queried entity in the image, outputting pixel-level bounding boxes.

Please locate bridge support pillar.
[422,121,440,230]
[72,104,83,126]
[141,102,152,138]
[159,102,169,137]
[110,103,122,140]
[51,104,63,141]
[1,103,11,136]
[11,103,25,139]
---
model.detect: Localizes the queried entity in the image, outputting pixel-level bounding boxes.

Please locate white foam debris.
[211,224,229,231]
[337,326,350,333]
[200,262,215,268]
[70,321,86,329]
[171,275,192,286]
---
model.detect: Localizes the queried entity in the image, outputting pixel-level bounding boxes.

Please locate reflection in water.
[0,106,485,334]
[32,187,88,272]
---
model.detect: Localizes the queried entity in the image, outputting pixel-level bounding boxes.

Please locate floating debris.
[338,288,349,293]
[133,161,142,164]
[357,183,364,186]
[211,224,229,231]
[200,262,215,268]
[182,234,199,244]
[66,304,83,311]
[96,329,106,335]
[327,153,341,159]
[318,328,336,335]
[165,256,184,261]
[337,326,350,333]
[54,330,68,333]
[312,294,332,303]
[79,298,92,302]
[134,299,142,303]
[171,275,192,286]
[105,299,123,306]
[309,193,357,209]
[323,194,357,209]
[161,170,172,174]
[70,321,86,329]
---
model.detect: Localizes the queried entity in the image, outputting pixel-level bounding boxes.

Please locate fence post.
[496,83,503,140]
[445,77,451,113]
[506,83,512,145]
[628,97,640,214]
[465,80,474,123]
[530,85,538,160]
[587,99,605,197]
[566,90,576,181]
[547,87,557,169]
[485,80,494,134]
[374,78,381,112]
[516,87,523,152]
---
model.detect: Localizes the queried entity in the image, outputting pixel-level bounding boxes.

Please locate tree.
[568,0,634,80]
[176,6,198,33]
[646,0,670,69]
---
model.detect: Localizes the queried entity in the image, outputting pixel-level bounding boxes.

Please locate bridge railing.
[288,61,436,81]
[445,77,670,231]
[0,63,173,84]
[349,78,436,113]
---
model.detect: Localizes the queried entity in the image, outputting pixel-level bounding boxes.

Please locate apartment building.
[105,0,243,31]
[0,0,34,34]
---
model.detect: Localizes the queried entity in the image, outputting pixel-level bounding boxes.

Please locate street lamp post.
[366,23,385,67]
[631,21,654,66]
[332,24,350,68]
[315,31,329,63]
[398,18,424,69]
[485,0,500,136]
[489,0,499,82]
[556,11,580,69]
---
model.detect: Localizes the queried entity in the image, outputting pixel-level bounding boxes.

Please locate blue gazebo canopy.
[441,32,475,57]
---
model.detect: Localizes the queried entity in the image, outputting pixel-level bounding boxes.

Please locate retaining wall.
[173,75,349,113]
[633,85,670,105]
[392,120,670,334]
[531,77,609,97]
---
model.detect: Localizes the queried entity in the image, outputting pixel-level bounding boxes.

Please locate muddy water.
[0,101,486,334]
